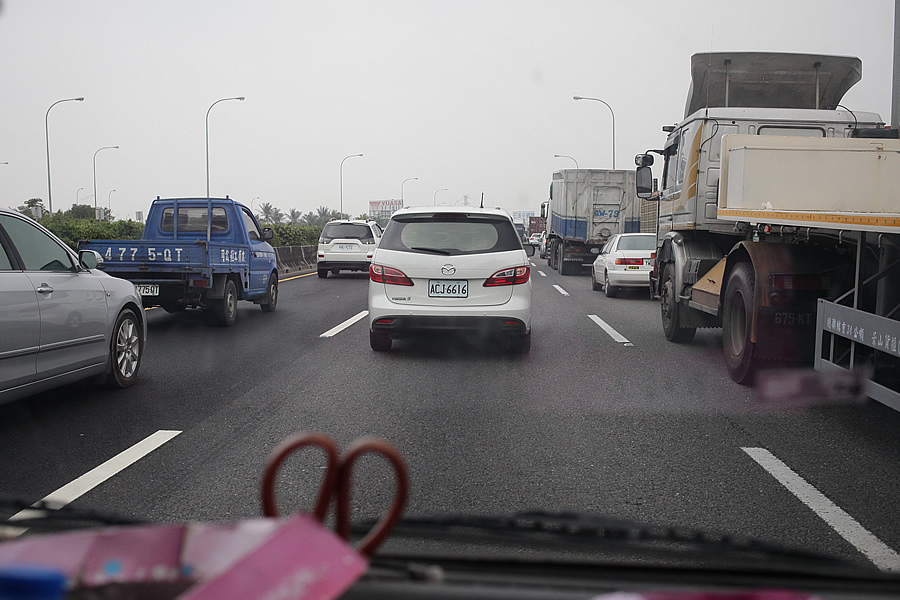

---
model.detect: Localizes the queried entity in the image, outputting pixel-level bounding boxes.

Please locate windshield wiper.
[410,247,453,255]
[352,511,872,574]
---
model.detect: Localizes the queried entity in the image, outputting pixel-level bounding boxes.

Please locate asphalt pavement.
[2,261,900,571]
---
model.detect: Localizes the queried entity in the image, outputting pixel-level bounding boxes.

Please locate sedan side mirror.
[261,227,274,241]
[524,244,535,257]
[78,249,103,269]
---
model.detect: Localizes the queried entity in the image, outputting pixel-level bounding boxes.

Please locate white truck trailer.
[541,169,639,275]
[634,52,900,410]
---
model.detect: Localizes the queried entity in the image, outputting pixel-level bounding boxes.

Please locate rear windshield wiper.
[409,247,452,255]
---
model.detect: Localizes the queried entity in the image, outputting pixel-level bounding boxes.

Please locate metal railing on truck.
[815,231,900,411]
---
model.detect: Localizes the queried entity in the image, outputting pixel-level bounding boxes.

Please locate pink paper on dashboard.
[181,514,367,600]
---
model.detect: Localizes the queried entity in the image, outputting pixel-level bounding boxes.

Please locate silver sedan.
[0,209,146,404]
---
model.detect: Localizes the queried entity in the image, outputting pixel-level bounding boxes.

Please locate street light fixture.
[554,154,579,169]
[340,153,363,217]
[108,189,116,220]
[76,187,84,205]
[93,145,119,210]
[433,188,448,205]
[45,96,84,214]
[573,96,616,169]
[401,177,418,206]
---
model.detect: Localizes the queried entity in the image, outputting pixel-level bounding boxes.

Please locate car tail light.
[650,252,656,259]
[370,264,413,286]
[484,266,530,286]
[615,258,644,266]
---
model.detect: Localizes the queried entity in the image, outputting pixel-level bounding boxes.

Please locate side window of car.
[0,214,75,272]
[0,236,13,270]
[241,208,262,241]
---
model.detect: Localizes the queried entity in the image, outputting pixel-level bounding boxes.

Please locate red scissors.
[260,432,409,557]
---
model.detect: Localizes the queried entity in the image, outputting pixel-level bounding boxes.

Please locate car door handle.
[36,284,54,294]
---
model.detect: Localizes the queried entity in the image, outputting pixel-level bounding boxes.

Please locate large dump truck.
[634,52,900,410]
[541,169,638,275]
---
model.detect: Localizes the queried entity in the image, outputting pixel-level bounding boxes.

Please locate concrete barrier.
[275,245,316,274]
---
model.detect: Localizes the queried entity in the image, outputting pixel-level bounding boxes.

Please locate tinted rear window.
[380,215,522,255]
[617,235,657,251]
[322,223,373,242]
[161,207,228,232]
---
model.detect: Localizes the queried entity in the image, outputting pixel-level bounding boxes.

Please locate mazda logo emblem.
[441,264,456,276]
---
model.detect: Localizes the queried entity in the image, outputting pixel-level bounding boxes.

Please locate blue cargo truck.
[79,197,278,326]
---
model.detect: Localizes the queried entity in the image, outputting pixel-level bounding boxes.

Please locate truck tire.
[104,308,143,388]
[548,241,557,269]
[604,271,618,298]
[213,279,238,326]
[660,263,696,343]
[261,273,278,313]
[722,262,757,385]
[370,330,392,351]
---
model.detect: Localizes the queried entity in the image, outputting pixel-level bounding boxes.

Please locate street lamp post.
[573,96,616,169]
[93,145,119,212]
[205,96,244,241]
[553,154,579,169]
[433,188,448,205]
[45,97,84,214]
[108,189,116,220]
[340,153,363,217]
[206,96,245,199]
[401,177,418,207]
[76,187,84,205]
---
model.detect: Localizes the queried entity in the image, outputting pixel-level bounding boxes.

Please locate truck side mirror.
[261,227,274,241]
[636,166,654,199]
[635,154,654,167]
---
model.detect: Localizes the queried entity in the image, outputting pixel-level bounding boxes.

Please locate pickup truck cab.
[79,197,278,326]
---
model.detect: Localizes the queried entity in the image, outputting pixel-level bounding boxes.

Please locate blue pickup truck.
[79,197,278,326]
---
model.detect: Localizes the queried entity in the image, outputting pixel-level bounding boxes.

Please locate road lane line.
[552,285,569,296]
[8,430,182,523]
[537,270,547,277]
[588,315,633,346]
[279,272,316,282]
[320,310,369,338]
[742,447,900,572]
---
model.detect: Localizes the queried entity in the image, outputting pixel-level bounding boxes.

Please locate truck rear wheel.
[660,264,696,343]
[213,279,238,326]
[722,262,757,385]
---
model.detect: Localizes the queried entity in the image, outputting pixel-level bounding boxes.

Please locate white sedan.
[591,233,657,298]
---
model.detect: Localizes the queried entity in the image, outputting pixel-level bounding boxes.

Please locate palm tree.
[258,202,284,225]
[287,208,302,225]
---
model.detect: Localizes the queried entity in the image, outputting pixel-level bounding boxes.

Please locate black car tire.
[509,331,531,355]
[591,270,602,291]
[370,330,392,352]
[660,263,696,343]
[604,271,618,298]
[722,262,757,385]
[213,279,238,326]
[318,269,328,278]
[104,308,143,388]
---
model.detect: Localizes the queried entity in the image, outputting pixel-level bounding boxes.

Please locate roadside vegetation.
[13,199,378,250]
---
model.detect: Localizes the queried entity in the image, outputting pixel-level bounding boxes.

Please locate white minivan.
[367,207,534,353]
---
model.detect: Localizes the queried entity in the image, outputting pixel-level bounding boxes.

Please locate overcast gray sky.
[0,1,895,221]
